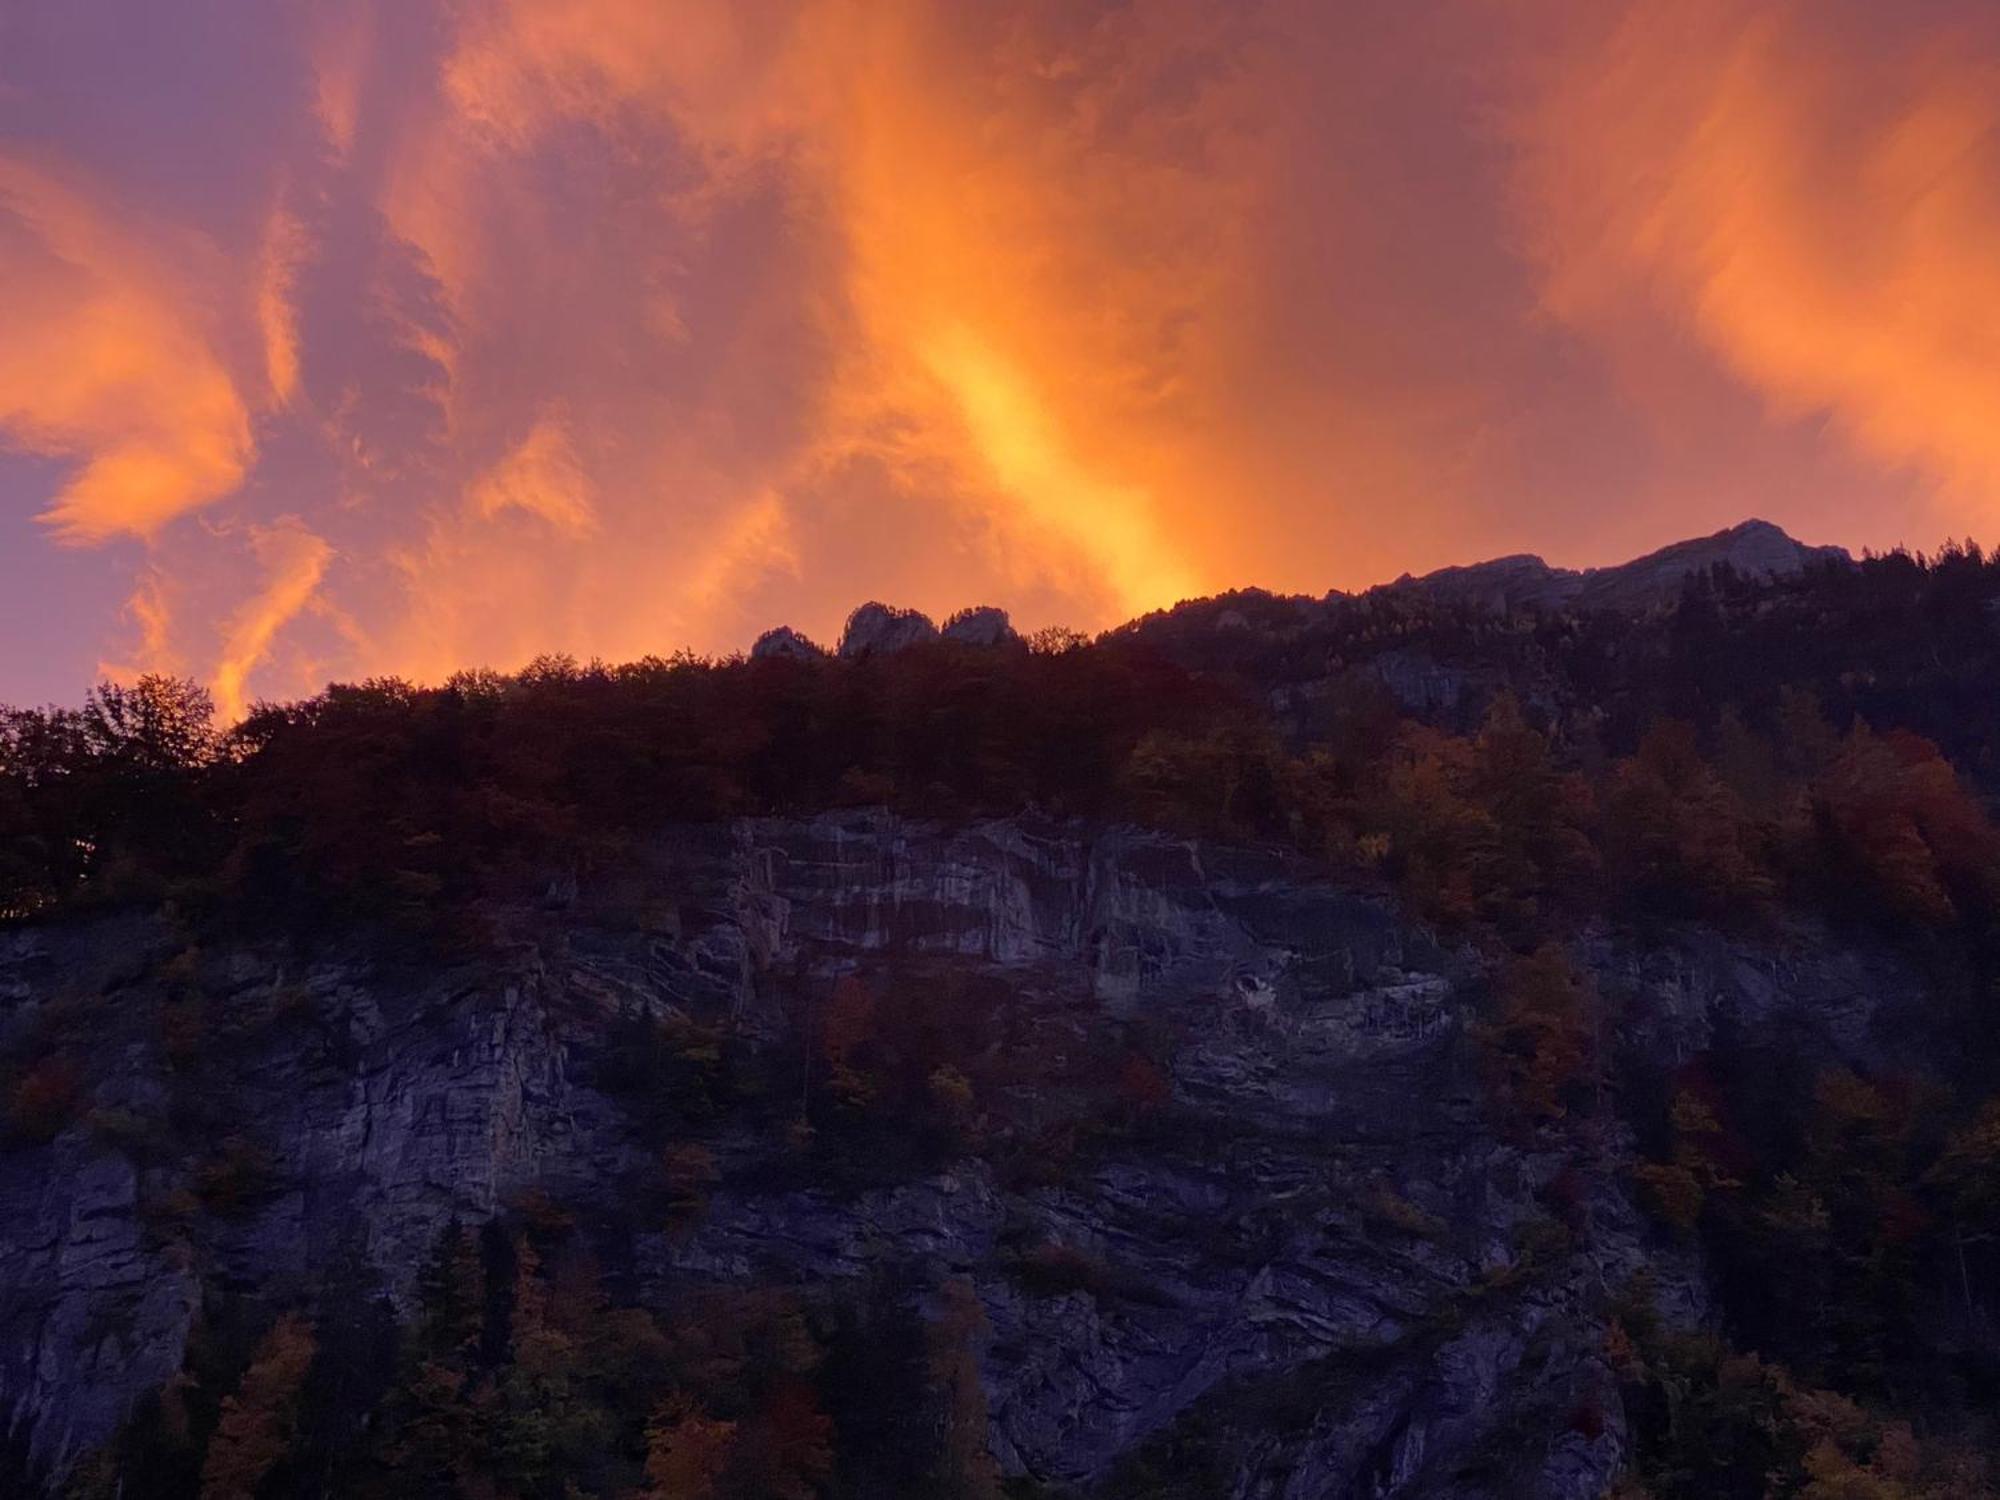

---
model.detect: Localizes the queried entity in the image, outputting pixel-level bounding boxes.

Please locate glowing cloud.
[212,521,335,723]
[96,570,181,685]
[0,158,254,543]
[256,196,310,408]
[677,491,801,628]
[1512,0,2000,517]
[467,410,598,536]
[920,326,1197,614]
[311,3,374,159]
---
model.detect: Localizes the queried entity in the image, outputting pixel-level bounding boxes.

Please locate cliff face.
[0,812,1911,1496]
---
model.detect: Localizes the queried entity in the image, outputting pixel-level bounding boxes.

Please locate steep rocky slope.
[0,811,1919,1496]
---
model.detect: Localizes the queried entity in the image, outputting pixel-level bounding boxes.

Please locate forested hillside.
[4,533,2000,1497]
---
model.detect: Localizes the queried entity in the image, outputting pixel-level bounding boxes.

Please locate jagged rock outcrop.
[753,607,1015,661]
[941,606,1020,647]
[0,811,1918,1495]
[838,602,939,658]
[750,625,828,661]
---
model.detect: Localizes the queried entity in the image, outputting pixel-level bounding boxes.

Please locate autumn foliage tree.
[1474,944,1600,1132]
[1802,725,2000,928]
[925,1280,1001,1500]
[198,1312,317,1500]
[0,675,219,916]
[1385,697,1597,934]
[641,1396,735,1499]
[1602,719,1775,918]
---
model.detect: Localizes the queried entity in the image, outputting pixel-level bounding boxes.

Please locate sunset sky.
[4,0,1998,714]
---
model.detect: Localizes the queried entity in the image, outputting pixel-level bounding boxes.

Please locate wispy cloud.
[212,520,334,722]
[467,408,598,536]
[1510,0,2000,519]
[0,157,253,543]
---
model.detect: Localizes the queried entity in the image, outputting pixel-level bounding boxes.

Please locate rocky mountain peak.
[749,625,828,661]
[1572,517,1848,610]
[836,602,940,658]
[940,605,1020,647]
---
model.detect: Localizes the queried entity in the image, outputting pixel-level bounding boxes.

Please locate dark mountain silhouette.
[1379,517,1850,615]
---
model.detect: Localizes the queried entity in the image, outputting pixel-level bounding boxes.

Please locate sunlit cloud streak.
[212,521,334,724]
[467,409,598,536]
[1512,0,2000,519]
[0,158,253,544]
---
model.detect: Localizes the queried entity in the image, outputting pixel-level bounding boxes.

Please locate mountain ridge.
[764,517,1853,669]
[1375,517,1850,616]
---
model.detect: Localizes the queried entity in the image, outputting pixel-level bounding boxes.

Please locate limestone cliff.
[0,811,1918,1497]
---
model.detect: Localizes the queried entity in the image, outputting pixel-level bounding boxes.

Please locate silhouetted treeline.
[1,637,1247,934]
[8,546,2000,950]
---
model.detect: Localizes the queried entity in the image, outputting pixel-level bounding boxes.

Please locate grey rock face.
[0,812,1907,1496]
[1570,518,1848,612]
[750,625,828,661]
[837,602,939,658]
[940,606,1020,647]
[0,1144,199,1479]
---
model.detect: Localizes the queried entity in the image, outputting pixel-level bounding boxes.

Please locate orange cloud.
[917,325,1198,612]
[96,569,182,685]
[257,193,310,407]
[212,521,334,722]
[311,3,373,159]
[677,491,801,629]
[467,409,598,535]
[1511,0,2000,520]
[0,158,255,543]
[410,0,1274,629]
